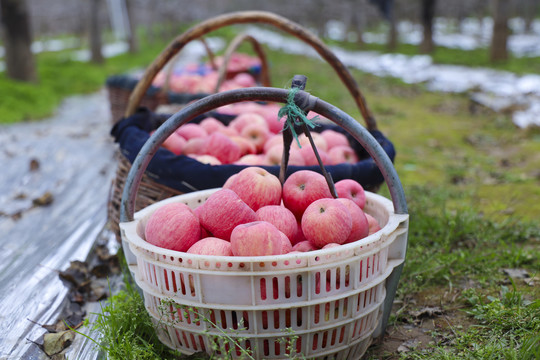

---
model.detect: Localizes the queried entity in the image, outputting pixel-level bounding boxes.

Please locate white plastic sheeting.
[247,26,540,128]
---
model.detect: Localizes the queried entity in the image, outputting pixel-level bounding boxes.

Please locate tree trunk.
[89,0,104,64]
[0,0,37,82]
[125,0,138,53]
[419,0,436,54]
[387,9,397,51]
[490,0,510,62]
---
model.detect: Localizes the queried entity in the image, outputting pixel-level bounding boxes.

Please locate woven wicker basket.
[107,10,380,241]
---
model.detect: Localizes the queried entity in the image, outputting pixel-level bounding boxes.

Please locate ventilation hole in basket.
[314,304,320,324]
[363,289,369,309]
[357,317,364,336]
[204,261,210,268]
[182,331,190,349]
[239,262,245,268]
[284,260,289,266]
[190,333,197,350]
[180,274,186,295]
[231,311,238,330]
[227,262,233,268]
[262,311,268,329]
[189,274,196,296]
[245,339,252,353]
[324,302,331,322]
[315,256,320,262]
[220,310,227,329]
[275,340,281,355]
[272,261,277,267]
[285,276,291,299]
[260,278,267,300]
[178,257,183,263]
[197,199,202,203]
[297,308,303,327]
[199,335,206,352]
[312,333,318,350]
[175,329,183,346]
[369,287,374,304]
[315,272,321,294]
[162,254,166,259]
[339,326,346,343]
[263,339,270,356]
[326,269,332,292]
[296,259,301,264]
[235,343,242,356]
[210,310,216,328]
[359,259,363,282]
[334,301,340,320]
[273,310,280,329]
[322,331,329,348]
[163,270,170,291]
[188,259,193,265]
[170,256,174,261]
[213,338,221,355]
[272,277,279,300]
[335,267,341,290]
[194,309,201,326]
[331,329,337,346]
[345,265,350,287]
[241,311,250,330]
[285,309,291,328]
[216,262,221,268]
[295,337,302,354]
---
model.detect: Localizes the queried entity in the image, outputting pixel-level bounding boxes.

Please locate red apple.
[223,167,281,211]
[365,213,382,235]
[200,117,227,134]
[205,132,241,164]
[191,154,222,165]
[182,137,207,155]
[282,170,333,220]
[321,129,349,149]
[301,198,352,248]
[231,136,257,156]
[256,205,297,242]
[264,145,305,167]
[328,145,359,165]
[277,231,293,254]
[263,134,283,153]
[230,221,284,256]
[335,179,366,209]
[298,146,330,166]
[175,123,208,140]
[234,154,265,165]
[291,221,306,246]
[144,203,201,252]
[336,198,369,243]
[294,133,328,152]
[187,237,233,256]
[136,212,153,240]
[292,240,317,252]
[241,123,270,153]
[162,133,186,155]
[197,189,257,241]
[230,112,268,134]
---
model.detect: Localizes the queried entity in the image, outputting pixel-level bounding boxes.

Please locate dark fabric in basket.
[111,108,395,193]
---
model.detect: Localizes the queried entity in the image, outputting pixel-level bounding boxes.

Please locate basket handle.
[160,37,217,95]
[214,32,271,93]
[124,11,378,131]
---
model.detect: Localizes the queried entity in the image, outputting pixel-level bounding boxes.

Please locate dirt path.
[0,90,117,359]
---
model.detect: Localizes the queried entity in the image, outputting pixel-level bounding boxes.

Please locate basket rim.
[120,189,408,265]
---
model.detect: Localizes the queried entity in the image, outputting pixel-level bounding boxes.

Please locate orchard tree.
[490,0,509,61]
[419,0,436,54]
[89,0,104,64]
[0,0,37,82]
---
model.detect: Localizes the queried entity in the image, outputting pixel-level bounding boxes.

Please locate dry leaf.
[43,330,75,356]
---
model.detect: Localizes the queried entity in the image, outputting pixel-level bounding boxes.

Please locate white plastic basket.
[120,188,408,359]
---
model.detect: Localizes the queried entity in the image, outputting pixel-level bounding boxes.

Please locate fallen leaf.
[43,330,75,356]
[524,276,540,287]
[29,158,40,171]
[503,268,529,279]
[410,306,443,318]
[32,192,54,206]
[397,339,421,353]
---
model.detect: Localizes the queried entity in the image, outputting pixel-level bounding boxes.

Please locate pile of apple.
[138,167,382,257]
[159,102,361,168]
[152,53,261,94]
